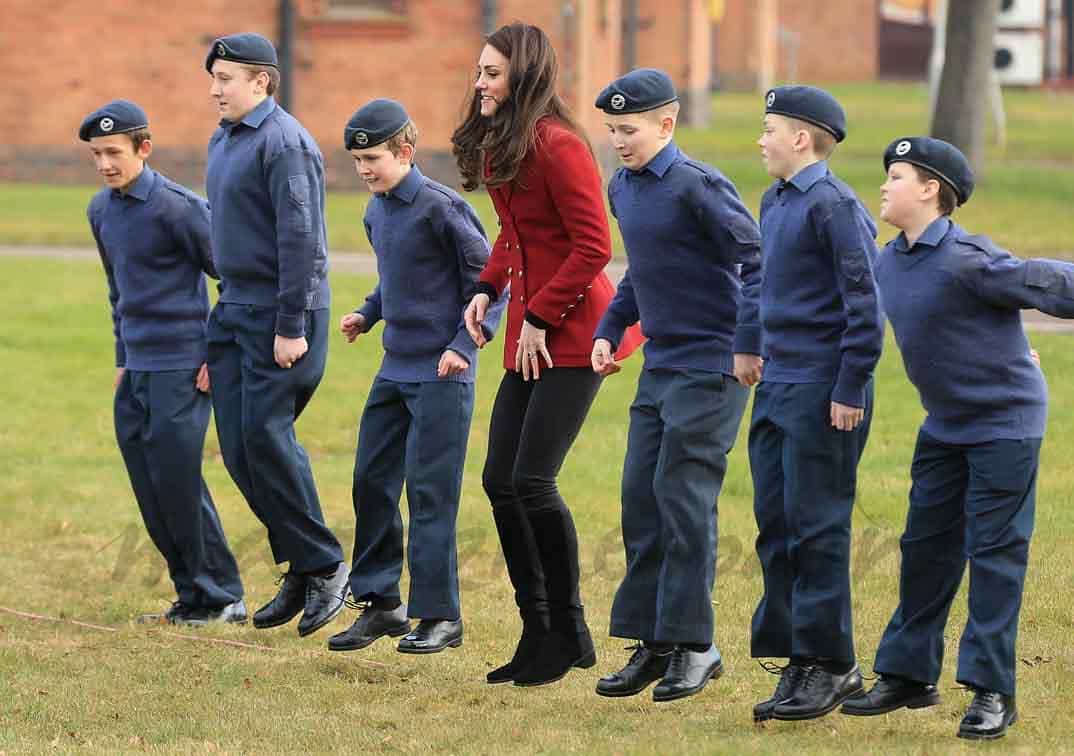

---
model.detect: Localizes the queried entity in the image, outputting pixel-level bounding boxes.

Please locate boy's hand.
[114,367,125,390]
[591,338,620,377]
[830,401,865,432]
[274,335,308,369]
[465,294,491,348]
[1031,348,1041,365]
[437,350,470,378]
[195,363,210,393]
[340,312,367,343]
[733,353,764,386]
[516,320,552,381]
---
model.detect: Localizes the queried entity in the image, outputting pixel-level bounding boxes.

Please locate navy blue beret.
[595,68,678,115]
[765,85,847,143]
[344,99,410,150]
[205,32,278,72]
[78,100,149,141]
[884,136,974,206]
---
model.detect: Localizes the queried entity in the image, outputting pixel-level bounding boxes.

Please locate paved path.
[4,245,1071,332]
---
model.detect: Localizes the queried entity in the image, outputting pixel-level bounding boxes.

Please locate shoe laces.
[343,597,372,611]
[971,688,1003,706]
[623,643,648,666]
[798,664,825,692]
[666,647,689,677]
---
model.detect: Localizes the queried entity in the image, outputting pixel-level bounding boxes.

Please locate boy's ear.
[137,139,153,160]
[659,115,675,139]
[920,177,940,202]
[398,142,415,163]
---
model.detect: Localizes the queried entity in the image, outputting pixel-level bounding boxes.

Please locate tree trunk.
[930,0,999,173]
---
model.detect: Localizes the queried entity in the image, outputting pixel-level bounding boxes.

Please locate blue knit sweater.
[88,167,215,371]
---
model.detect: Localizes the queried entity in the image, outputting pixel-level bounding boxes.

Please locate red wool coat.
[480,117,643,370]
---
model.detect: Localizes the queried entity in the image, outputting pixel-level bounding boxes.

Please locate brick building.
[7,0,1067,188]
[3,0,713,188]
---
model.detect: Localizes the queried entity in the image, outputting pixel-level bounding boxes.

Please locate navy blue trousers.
[348,377,475,620]
[874,431,1039,696]
[206,303,343,574]
[610,369,749,646]
[749,380,873,663]
[114,369,243,609]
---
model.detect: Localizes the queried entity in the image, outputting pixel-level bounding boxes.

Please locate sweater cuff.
[732,325,763,356]
[275,311,306,339]
[475,282,499,303]
[447,330,478,365]
[832,370,868,409]
[525,310,552,330]
[593,322,623,353]
[115,341,126,368]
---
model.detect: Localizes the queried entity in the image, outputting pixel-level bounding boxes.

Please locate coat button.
[505,241,511,249]
[518,270,523,278]
[576,294,584,301]
[507,266,512,275]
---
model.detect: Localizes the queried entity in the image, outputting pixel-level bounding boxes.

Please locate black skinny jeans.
[482,367,602,619]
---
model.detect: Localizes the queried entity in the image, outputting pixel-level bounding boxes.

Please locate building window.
[323,0,407,20]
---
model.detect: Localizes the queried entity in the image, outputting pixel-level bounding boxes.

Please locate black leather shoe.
[652,645,724,702]
[137,601,190,625]
[327,603,410,651]
[957,690,1017,740]
[596,644,673,698]
[754,663,808,722]
[772,664,864,721]
[297,562,349,637]
[253,572,307,629]
[841,675,940,716]
[397,619,464,654]
[180,599,249,626]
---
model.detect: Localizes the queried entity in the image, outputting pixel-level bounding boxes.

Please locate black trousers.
[482,368,602,621]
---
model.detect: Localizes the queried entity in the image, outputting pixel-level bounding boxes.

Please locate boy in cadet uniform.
[82,100,245,625]
[327,100,504,655]
[589,69,763,703]
[204,33,347,637]
[749,86,884,722]
[841,137,1074,740]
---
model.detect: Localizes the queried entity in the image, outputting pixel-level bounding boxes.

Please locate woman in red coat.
[454,21,641,688]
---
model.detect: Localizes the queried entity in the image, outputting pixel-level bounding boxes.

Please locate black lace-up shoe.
[957,689,1017,740]
[596,644,673,698]
[253,572,307,629]
[328,603,410,651]
[754,662,808,722]
[397,619,463,654]
[841,675,940,716]
[297,562,349,637]
[772,664,863,721]
[652,645,724,702]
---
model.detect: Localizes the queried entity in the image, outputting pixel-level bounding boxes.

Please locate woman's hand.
[515,320,553,381]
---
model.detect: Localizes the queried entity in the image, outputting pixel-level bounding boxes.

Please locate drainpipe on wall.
[482,0,498,36]
[622,0,638,72]
[1066,0,1074,78]
[278,0,295,112]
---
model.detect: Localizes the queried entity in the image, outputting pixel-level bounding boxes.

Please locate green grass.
[4,82,1073,257]
[2,254,1074,753]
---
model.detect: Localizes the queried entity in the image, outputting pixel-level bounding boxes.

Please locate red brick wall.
[715,0,879,88]
[0,1,700,187]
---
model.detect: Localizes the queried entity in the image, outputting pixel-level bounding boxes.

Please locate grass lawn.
[2,82,1073,257]
[1,255,1073,754]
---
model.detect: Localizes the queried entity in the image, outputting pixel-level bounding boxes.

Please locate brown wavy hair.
[451,22,589,191]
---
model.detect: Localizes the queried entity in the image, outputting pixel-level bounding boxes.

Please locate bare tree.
[930,0,1000,172]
